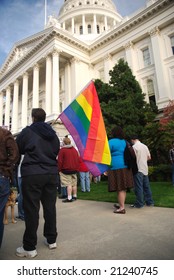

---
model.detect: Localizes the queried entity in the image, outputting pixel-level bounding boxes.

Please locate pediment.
[0,28,53,76]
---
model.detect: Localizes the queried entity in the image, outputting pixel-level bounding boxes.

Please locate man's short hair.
[63,137,71,145]
[31,108,46,122]
[130,135,139,140]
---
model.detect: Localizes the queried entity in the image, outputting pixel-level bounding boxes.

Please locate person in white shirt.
[130,136,154,208]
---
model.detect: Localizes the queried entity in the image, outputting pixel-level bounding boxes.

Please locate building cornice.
[0,27,90,83]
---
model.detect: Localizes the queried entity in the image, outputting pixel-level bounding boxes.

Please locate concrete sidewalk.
[0,199,174,260]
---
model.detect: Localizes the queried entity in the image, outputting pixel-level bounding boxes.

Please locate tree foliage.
[142,101,174,164]
[95,59,157,138]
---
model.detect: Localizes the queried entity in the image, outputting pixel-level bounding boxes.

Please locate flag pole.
[51,79,95,126]
[44,0,47,26]
[58,79,94,117]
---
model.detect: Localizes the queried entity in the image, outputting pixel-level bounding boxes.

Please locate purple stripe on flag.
[60,112,85,155]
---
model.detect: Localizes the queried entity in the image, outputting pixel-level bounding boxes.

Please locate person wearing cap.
[130,135,154,208]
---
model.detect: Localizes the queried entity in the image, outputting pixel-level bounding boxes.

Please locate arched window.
[88,24,91,34]
[97,25,100,34]
[79,25,83,34]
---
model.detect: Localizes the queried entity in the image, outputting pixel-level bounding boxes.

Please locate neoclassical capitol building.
[0,0,174,136]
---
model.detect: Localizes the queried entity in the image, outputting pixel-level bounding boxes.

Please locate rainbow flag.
[59,80,111,176]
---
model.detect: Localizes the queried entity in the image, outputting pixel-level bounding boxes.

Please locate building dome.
[58,0,123,42]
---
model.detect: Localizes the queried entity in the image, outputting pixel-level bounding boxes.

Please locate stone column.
[21,72,29,128]
[45,55,52,115]
[71,17,74,33]
[93,14,97,34]
[0,92,4,126]
[11,80,19,133]
[124,41,137,75]
[52,50,60,115]
[149,26,170,105]
[70,57,80,98]
[64,62,71,107]
[104,54,113,83]
[4,86,11,129]
[82,14,86,34]
[104,16,108,31]
[32,63,39,108]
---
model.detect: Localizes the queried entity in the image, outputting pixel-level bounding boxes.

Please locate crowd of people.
[0,108,173,258]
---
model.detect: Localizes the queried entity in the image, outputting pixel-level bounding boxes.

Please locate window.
[147,79,154,96]
[142,48,151,67]
[97,25,100,34]
[88,24,91,34]
[147,79,156,105]
[170,35,174,55]
[79,26,83,34]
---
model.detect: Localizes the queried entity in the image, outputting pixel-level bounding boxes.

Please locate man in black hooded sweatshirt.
[16,108,60,258]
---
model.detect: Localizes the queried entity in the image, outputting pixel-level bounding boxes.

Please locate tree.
[95,59,157,138]
[142,100,174,164]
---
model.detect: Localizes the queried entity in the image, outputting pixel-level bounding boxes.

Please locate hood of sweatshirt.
[29,122,57,140]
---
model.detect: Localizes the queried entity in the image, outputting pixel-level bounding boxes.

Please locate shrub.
[149,164,172,181]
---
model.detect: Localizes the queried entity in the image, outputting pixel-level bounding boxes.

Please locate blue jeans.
[0,175,10,248]
[80,172,90,192]
[17,177,25,219]
[133,172,154,208]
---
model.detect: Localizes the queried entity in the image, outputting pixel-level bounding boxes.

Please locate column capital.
[124,41,134,50]
[88,63,94,70]
[46,54,52,61]
[65,61,71,67]
[14,79,19,86]
[6,86,11,92]
[33,63,39,70]
[149,26,160,37]
[104,53,112,61]
[23,72,29,78]
[52,48,62,57]
[70,57,80,64]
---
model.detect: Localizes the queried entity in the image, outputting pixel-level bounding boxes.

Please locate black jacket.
[16,122,60,176]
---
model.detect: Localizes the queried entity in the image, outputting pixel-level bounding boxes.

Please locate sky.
[0,0,147,67]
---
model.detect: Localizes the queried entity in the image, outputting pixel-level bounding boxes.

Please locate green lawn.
[77,180,174,208]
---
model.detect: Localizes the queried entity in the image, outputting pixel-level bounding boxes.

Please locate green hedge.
[149,164,172,182]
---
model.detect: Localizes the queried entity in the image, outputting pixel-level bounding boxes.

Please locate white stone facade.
[0,0,174,136]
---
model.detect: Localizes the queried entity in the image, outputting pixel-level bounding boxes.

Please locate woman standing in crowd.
[107,126,134,214]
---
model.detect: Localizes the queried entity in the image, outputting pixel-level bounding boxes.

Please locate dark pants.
[0,175,10,248]
[22,174,59,251]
